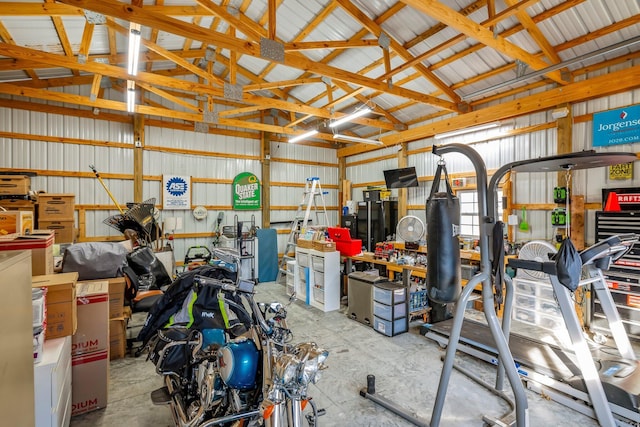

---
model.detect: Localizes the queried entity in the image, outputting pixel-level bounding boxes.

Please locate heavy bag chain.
[428,158,456,208]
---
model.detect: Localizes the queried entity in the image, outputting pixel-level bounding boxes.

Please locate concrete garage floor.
[71,281,604,427]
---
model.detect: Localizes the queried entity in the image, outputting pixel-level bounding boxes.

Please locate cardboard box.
[108,277,126,319]
[37,193,75,220]
[71,349,108,416]
[0,231,54,275]
[72,281,109,356]
[0,175,30,195]
[0,210,33,235]
[32,272,78,340]
[0,197,35,212]
[79,277,126,319]
[109,317,128,360]
[38,220,75,243]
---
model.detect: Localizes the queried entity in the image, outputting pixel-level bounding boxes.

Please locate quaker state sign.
[232,172,261,210]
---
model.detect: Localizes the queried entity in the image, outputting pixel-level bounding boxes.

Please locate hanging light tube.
[434,121,501,140]
[333,133,383,146]
[329,107,371,128]
[289,129,318,143]
[126,80,136,113]
[127,26,141,76]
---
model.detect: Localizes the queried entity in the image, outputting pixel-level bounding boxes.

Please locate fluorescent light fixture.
[127,27,141,75]
[126,80,136,113]
[333,133,383,146]
[551,107,569,119]
[289,129,318,143]
[329,107,371,128]
[434,121,501,140]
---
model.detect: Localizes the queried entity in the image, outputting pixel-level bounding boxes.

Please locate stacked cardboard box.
[80,277,128,360]
[0,230,55,275]
[109,277,128,360]
[37,193,76,243]
[0,175,30,196]
[31,271,78,340]
[71,281,109,416]
[0,175,36,231]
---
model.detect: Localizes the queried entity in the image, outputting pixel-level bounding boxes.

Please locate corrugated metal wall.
[0,85,338,264]
[345,69,640,247]
[269,141,338,253]
[1,64,639,263]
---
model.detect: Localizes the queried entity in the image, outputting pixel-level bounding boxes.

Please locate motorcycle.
[144,247,328,427]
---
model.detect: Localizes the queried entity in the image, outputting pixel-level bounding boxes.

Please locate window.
[458,190,503,237]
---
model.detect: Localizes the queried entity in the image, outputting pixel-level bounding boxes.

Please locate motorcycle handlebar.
[250,297,274,336]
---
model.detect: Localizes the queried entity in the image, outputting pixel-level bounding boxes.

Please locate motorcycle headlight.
[295,343,329,386]
[273,353,299,385]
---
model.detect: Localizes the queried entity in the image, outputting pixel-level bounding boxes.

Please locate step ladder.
[278,177,329,282]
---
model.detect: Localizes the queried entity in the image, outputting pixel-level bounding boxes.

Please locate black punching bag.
[426,162,461,304]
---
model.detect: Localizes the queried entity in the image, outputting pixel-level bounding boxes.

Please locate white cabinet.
[34,336,72,427]
[285,260,296,297]
[295,247,340,312]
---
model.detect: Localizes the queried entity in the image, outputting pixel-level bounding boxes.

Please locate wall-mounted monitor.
[383,166,419,188]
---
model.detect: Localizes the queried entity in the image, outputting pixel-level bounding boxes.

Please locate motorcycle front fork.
[265,397,303,427]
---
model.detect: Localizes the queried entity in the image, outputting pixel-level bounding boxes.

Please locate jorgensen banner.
[593,104,640,147]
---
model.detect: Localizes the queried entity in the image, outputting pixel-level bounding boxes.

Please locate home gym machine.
[423,150,640,426]
[361,143,529,426]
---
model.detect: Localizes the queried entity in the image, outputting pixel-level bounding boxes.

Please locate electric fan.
[396,215,426,250]
[516,240,557,281]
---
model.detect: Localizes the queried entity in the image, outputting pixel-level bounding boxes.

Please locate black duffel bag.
[126,246,172,289]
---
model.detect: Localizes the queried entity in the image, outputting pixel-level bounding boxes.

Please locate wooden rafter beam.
[0,80,334,140]
[77,20,95,63]
[259,2,338,80]
[429,0,585,73]
[0,42,399,132]
[184,16,203,55]
[336,0,460,103]
[333,81,405,129]
[0,3,224,16]
[89,73,102,102]
[399,0,568,85]
[384,0,541,81]
[339,64,640,157]
[404,0,486,49]
[196,0,263,42]
[346,0,583,123]
[218,104,274,117]
[136,81,202,113]
[487,0,495,33]
[10,74,95,89]
[104,18,225,86]
[58,0,459,111]
[146,0,164,72]
[244,77,323,92]
[285,40,380,51]
[503,0,563,66]
[268,0,276,40]
[44,0,78,76]
[0,20,38,80]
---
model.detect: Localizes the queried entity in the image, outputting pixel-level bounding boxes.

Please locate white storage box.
[373,283,406,305]
[373,300,406,321]
[373,316,407,337]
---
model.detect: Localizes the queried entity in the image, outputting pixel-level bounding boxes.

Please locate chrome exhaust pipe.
[198,409,260,427]
[165,375,206,427]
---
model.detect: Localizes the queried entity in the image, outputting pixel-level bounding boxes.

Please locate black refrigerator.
[355,200,398,252]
